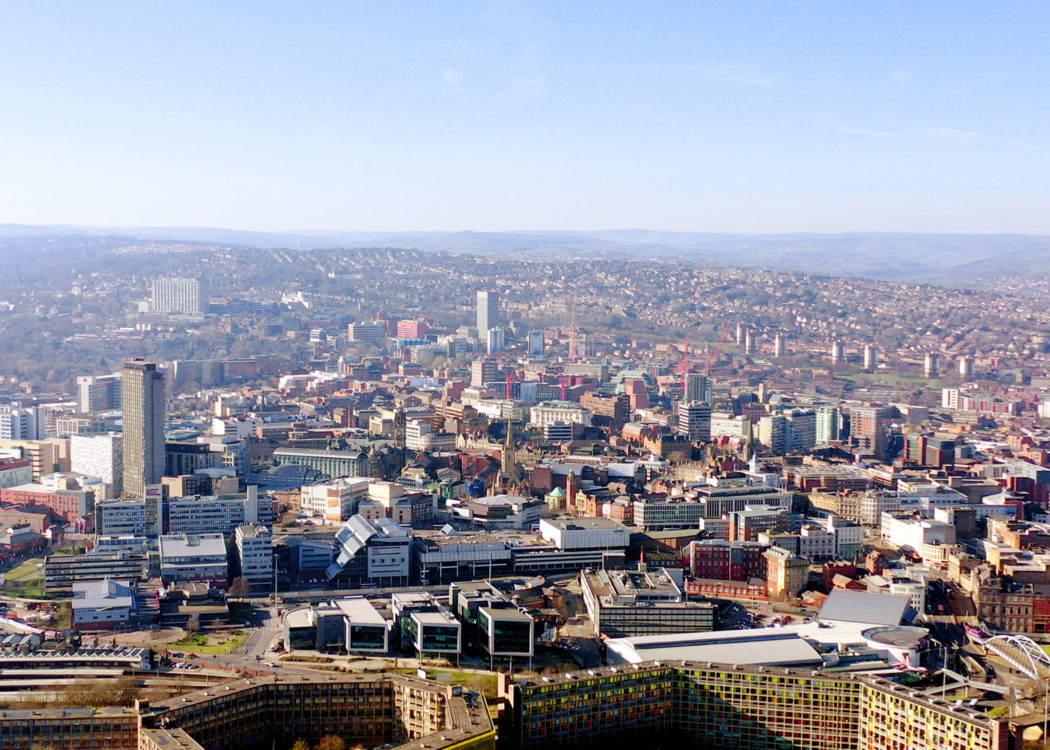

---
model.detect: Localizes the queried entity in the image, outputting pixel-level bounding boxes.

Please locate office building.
[158,533,228,586]
[44,551,149,595]
[326,515,412,587]
[347,321,387,344]
[71,434,123,495]
[235,523,273,589]
[272,447,369,479]
[527,329,545,355]
[392,592,462,658]
[0,406,47,441]
[95,499,149,537]
[470,358,499,388]
[683,373,712,404]
[165,488,272,536]
[150,278,208,314]
[122,359,165,498]
[677,401,711,442]
[580,567,716,637]
[476,290,499,338]
[72,578,136,630]
[816,405,841,445]
[486,326,506,353]
[850,405,896,461]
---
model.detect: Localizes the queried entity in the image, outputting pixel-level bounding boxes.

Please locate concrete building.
[272,447,369,479]
[392,592,462,658]
[476,290,499,339]
[538,516,630,550]
[158,533,228,586]
[235,523,273,589]
[150,277,208,314]
[880,512,956,564]
[0,405,47,440]
[95,499,149,537]
[677,401,711,442]
[71,434,123,495]
[122,359,165,498]
[527,329,545,355]
[299,476,371,522]
[44,551,149,595]
[499,662,1006,750]
[164,488,271,536]
[580,567,716,637]
[76,373,122,413]
[326,515,412,588]
[72,578,136,630]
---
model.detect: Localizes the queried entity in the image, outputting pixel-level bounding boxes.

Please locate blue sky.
[1,1,1048,233]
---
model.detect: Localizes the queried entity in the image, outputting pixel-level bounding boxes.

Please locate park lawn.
[173,632,247,655]
[6,559,44,582]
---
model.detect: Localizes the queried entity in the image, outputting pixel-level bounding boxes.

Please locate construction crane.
[707,322,733,374]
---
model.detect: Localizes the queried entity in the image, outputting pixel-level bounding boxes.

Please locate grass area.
[5,559,44,582]
[2,584,44,599]
[409,669,498,700]
[172,631,247,655]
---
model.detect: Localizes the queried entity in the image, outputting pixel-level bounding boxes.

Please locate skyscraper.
[476,291,499,339]
[684,373,712,405]
[122,359,165,498]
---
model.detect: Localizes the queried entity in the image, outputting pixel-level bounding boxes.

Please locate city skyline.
[2,3,1050,234]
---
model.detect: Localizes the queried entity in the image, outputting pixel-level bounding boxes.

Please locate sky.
[1,1,1049,234]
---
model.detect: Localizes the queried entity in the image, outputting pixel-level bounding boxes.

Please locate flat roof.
[413,611,459,627]
[480,606,533,622]
[333,597,388,626]
[541,517,628,531]
[819,590,910,626]
[607,630,823,667]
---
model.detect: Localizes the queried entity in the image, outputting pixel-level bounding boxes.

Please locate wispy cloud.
[441,68,465,93]
[706,64,773,88]
[904,126,982,141]
[838,125,1044,152]
[838,126,907,138]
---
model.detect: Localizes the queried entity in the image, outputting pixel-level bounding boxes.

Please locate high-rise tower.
[476,291,499,339]
[122,359,165,498]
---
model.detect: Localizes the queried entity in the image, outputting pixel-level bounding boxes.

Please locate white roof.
[818,590,910,626]
[159,533,227,558]
[333,597,388,626]
[606,630,823,667]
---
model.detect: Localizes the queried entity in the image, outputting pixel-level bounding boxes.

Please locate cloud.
[838,126,907,138]
[441,68,465,92]
[904,126,982,141]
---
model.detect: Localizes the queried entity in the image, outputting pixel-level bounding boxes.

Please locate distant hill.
[0,224,1047,284]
